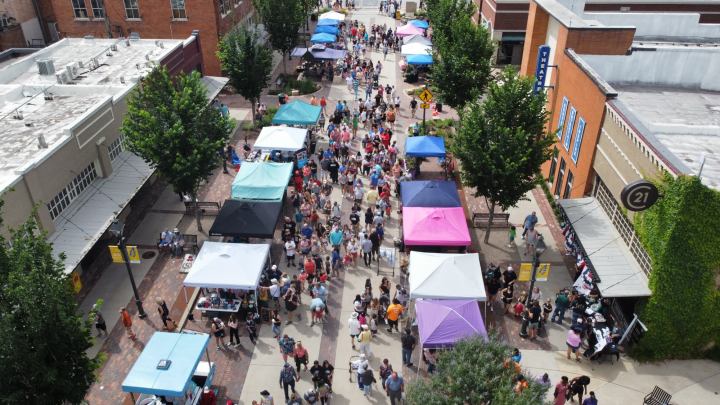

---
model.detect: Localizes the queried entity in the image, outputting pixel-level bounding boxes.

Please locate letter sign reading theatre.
[533,45,551,94]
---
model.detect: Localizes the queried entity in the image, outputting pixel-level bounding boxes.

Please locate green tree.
[633,175,720,360]
[406,335,549,405]
[122,67,233,231]
[254,0,304,74]
[426,0,494,108]
[218,26,273,126]
[452,67,555,243]
[0,205,98,404]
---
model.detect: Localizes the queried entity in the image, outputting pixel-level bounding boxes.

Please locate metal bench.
[184,201,221,215]
[472,212,511,228]
[643,386,672,405]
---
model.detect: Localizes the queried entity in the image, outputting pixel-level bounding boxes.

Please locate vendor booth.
[408,251,486,300]
[403,34,432,46]
[272,100,322,126]
[209,200,283,240]
[416,300,488,348]
[315,25,339,35]
[253,126,309,154]
[405,136,445,157]
[184,242,271,318]
[319,10,346,21]
[122,332,214,405]
[402,207,471,247]
[401,42,432,56]
[311,32,337,44]
[396,24,425,37]
[292,47,347,60]
[318,18,340,26]
[400,180,460,207]
[409,19,430,29]
[231,162,293,201]
[406,54,433,65]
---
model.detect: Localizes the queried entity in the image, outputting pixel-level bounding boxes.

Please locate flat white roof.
[559,197,651,298]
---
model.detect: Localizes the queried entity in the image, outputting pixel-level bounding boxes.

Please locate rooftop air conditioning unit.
[56,71,69,84]
[110,44,118,51]
[13,110,23,120]
[77,60,85,68]
[44,92,54,101]
[66,63,78,79]
[37,59,55,75]
[91,57,100,69]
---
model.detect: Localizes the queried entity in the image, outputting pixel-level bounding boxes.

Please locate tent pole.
[184,286,189,303]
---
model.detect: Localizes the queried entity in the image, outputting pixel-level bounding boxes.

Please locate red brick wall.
[0,25,28,49]
[566,28,635,55]
[45,0,252,75]
[494,12,529,31]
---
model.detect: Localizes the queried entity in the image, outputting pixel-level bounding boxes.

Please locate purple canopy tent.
[416,299,488,348]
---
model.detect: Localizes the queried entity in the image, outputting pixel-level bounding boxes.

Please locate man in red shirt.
[320,96,327,115]
[304,256,316,282]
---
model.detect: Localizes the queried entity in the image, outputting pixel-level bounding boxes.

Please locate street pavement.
[80,4,720,405]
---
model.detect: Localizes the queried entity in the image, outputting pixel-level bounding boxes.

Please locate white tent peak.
[409,252,487,301]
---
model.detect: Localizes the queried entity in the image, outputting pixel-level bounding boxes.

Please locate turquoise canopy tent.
[272,100,322,126]
[231,162,293,201]
[409,19,430,29]
[311,32,337,44]
[407,54,433,65]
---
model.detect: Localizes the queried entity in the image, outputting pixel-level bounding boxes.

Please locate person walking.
[554,376,570,405]
[285,237,297,267]
[228,314,241,348]
[401,328,416,366]
[119,307,136,340]
[283,285,301,324]
[522,211,538,239]
[348,312,361,350]
[155,297,175,330]
[293,341,310,372]
[93,306,107,337]
[360,367,377,396]
[279,362,300,402]
[279,334,296,362]
[582,391,598,405]
[361,235,373,267]
[566,328,583,362]
[246,313,258,344]
[386,298,403,333]
[527,300,542,340]
[271,310,282,339]
[211,317,226,350]
[551,289,570,324]
[568,375,591,403]
[379,359,393,390]
[385,372,404,405]
[357,324,373,357]
[410,96,417,118]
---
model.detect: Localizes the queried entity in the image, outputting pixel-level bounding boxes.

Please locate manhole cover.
[142,251,156,260]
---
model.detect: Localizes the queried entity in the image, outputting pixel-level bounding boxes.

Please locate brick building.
[476,0,720,64]
[0,0,48,50]
[39,0,256,75]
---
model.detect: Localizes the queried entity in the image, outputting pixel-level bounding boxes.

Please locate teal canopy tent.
[231,162,293,201]
[271,100,322,126]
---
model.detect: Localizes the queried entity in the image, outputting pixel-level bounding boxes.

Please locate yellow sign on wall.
[109,245,141,264]
[518,263,551,282]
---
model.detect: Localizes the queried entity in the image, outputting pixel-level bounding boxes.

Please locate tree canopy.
[406,335,549,404]
[218,26,273,125]
[633,175,720,360]
[122,67,232,231]
[0,204,98,403]
[451,67,555,243]
[253,0,304,73]
[427,0,494,108]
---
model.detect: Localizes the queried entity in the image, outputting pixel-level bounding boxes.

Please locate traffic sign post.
[418,88,433,133]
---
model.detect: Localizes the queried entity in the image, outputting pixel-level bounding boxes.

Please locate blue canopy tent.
[318,18,339,26]
[272,100,322,126]
[315,25,339,35]
[409,19,430,29]
[311,33,337,44]
[405,136,446,158]
[231,162,293,201]
[401,180,461,207]
[122,332,212,400]
[407,54,433,65]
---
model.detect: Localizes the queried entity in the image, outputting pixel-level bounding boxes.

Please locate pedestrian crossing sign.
[109,245,141,264]
[418,88,433,103]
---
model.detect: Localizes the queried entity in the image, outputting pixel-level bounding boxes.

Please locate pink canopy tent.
[396,24,425,37]
[402,207,471,246]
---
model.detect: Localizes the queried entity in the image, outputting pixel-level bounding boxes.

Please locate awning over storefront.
[559,197,651,297]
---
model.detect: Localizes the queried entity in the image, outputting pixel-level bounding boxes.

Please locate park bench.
[184,201,221,215]
[472,212,511,228]
[643,386,672,405]
[183,234,199,254]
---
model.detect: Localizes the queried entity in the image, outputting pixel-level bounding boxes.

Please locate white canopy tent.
[253,126,308,152]
[319,11,346,21]
[401,42,432,56]
[409,251,487,301]
[183,242,270,290]
[403,34,432,46]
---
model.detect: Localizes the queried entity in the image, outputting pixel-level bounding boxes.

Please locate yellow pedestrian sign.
[109,245,141,264]
[418,88,433,103]
[420,102,430,109]
[518,262,551,282]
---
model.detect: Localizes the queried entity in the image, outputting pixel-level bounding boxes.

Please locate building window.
[563,107,576,151]
[171,0,187,19]
[71,0,89,19]
[0,14,9,28]
[47,163,98,220]
[124,0,140,19]
[548,147,559,184]
[555,158,566,197]
[108,134,126,161]
[563,171,574,199]
[557,97,569,138]
[90,0,105,18]
[571,117,585,164]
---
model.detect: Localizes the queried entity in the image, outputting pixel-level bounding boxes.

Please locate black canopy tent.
[209,200,283,239]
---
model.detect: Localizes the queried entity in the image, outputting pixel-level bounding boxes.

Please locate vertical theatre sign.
[533,45,551,94]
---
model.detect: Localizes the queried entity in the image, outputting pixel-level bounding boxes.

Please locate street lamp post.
[109,219,147,318]
[519,234,546,338]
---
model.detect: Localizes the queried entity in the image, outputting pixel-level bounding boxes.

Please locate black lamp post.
[519,234,546,338]
[109,219,147,318]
